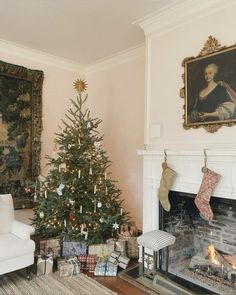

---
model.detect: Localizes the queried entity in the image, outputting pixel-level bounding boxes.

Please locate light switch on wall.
[150,124,161,138]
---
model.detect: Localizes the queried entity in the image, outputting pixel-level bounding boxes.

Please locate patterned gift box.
[77,254,96,272]
[109,251,130,269]
[39,238,61,258]
[94,261,117,276]
[58,257,80,277]
[62,240,87,257]
[107,238,126,256]
[88,243,114,261]
[37,254,53,276]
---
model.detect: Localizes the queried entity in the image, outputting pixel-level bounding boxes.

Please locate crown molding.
[134,0,236,37]
[86,44,145,75]
[0,38,86,74]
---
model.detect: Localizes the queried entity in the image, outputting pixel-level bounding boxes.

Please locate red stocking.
[194,169,221,220]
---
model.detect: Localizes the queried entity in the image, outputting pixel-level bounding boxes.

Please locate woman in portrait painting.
[190,63,236,123]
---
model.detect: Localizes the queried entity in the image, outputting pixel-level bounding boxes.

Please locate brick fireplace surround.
[138,149,236,294]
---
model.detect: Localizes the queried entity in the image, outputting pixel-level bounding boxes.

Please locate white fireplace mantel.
[137,149,236,233]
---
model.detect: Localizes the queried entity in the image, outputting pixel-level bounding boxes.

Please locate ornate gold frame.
[180,36,236,133]
[0,60,43,206]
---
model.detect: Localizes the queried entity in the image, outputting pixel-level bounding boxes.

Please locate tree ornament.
[80,205,83,213]
[73,78,87,94]
[97,202,102,208]
[24,187,31,193]
[69,198,75,206]
[99,217,104,223]
[106,203,111,208]
[44,190,47,199]
[39,211,44,219]
[94,199,97,212]
[94,141,100,149]
[69,212,75,221]
[78,170,81,178]
[68,144,72,149]
[112,222,119,230]
[89,167,92,175]
[34,193,37,202]
[80,224,88,240]
[56,183,65,196]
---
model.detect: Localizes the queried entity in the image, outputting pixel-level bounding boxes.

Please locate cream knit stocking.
[158,165,176,212]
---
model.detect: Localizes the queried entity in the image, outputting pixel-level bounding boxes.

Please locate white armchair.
[0,194,35,275]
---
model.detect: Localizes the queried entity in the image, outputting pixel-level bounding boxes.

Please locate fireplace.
[159,191,236,295]
[138,149,236,294]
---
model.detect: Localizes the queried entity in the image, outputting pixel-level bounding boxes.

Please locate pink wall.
[88,57,145,228]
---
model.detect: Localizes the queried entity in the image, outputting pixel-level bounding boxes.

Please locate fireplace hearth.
[160,191,236,295]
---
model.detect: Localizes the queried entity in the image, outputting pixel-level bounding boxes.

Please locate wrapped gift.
[58,257,80,277]
[88,243,114,261]
[107,238,126,256]
[77,254,87,271]
[109,251,130,269]
[77,254,96,272]
[86,254,96,272]
[37,254,53,276]
[39,238,61,258]
[62,240,87,257]
[94,261,117,276]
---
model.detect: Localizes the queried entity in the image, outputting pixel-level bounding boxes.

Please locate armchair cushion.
[11,220,35,240]
[0,194,14,234]
[0,233,35,261]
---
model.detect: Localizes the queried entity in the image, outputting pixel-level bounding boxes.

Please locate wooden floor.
[93,275,148,295]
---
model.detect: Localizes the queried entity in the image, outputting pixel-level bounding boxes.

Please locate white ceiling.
[0,0,179,65]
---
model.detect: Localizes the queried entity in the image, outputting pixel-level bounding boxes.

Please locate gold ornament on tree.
[73,78,87,94]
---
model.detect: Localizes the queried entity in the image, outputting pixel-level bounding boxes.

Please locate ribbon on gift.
[98,244,105,262]
[113,253,121,266]
[40,254,53,275]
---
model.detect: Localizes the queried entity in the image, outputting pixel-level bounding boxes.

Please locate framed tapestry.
[0,60,44,208]
[180,36,236,133]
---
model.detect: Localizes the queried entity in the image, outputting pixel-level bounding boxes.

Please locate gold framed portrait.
[180,36,236,133]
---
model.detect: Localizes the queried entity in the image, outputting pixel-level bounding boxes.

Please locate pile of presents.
[37,236,132,277]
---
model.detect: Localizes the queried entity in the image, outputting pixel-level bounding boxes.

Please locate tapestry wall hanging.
[180,36,236,133]
[0,60,43,208]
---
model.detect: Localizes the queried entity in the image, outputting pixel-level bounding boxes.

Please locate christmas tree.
[32,79,129,244]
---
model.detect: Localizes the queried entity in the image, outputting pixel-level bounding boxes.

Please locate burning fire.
[207,244,220,265]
